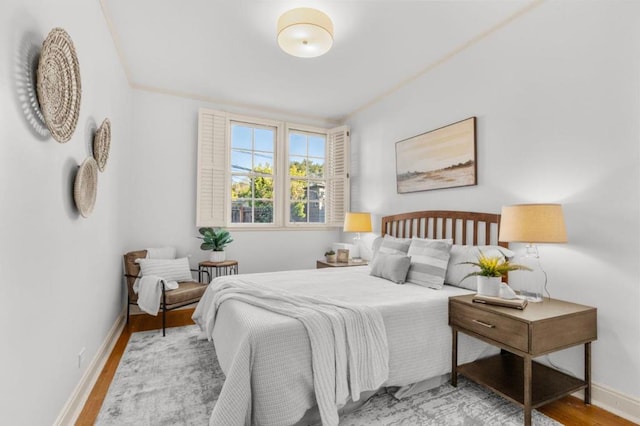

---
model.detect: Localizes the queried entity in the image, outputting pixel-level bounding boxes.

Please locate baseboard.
[54,309,126,426]
[574,382,640,424]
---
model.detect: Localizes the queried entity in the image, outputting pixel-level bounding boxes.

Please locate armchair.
[123,250,210,336]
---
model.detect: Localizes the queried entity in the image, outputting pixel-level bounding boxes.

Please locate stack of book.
[472,294,528,310]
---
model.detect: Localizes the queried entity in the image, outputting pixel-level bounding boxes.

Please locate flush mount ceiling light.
[277,7,334,58]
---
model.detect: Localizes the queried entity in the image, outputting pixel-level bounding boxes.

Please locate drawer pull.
[472,319,495,329]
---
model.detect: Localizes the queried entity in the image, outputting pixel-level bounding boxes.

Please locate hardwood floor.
[76,309,636,426]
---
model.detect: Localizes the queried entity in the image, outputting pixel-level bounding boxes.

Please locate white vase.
[210,251,226,262]
[477,276,501,297]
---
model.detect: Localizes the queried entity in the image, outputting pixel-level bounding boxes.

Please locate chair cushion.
[164,281,208,306]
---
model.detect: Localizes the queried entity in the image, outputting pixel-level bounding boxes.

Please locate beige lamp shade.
[343,212,372,233]
[277,8,334,58]
[499,204,567,243]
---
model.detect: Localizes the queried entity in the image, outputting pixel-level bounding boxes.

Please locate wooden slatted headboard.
[381,210,506,248]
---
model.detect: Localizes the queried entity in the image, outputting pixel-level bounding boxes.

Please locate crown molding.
[343,0,546,121]
[99,0,134,85]
[132,83,340,126]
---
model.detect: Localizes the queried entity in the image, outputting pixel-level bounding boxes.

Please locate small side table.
[199,260,239,282]
[316,259,368,269]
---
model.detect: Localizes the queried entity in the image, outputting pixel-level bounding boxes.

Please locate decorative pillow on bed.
[136,257,193,282]
[405,238,453,290]
[445,245,515,290]
[371,237,383,259]
[376,235,412,258]
[369,253,412,284]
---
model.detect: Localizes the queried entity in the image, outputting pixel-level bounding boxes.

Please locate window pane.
[231,125,252,150]
[253,152,273,174]
[255,201,273,223]
[290,133,307,156]
[289,156,307,177]
[290,201,308,223]
[290,179,307,201]
[307,159,324,178]
[255,128,274,153]
[308,181,325,201]
[253,177,273,200]
[231,149,252,172]
[232,200,253,223]
[231,175,251,200]
[308,136,325,158]
[308,201,325,223]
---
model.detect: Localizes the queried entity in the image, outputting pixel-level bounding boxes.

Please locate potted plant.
[198,227,234,262]
[460,250,531,297]
[324,250,336,263]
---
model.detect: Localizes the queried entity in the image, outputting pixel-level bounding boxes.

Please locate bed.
[193,210,505,426]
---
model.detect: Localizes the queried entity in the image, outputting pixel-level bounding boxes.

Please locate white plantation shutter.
[196,109,227,227]
[325,126,350,226]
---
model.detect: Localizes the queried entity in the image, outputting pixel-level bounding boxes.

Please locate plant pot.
[325,254,337,263]
[477,276,501,297]
[210,251,226,262]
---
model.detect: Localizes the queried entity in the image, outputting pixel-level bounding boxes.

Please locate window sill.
[225,225,341,232]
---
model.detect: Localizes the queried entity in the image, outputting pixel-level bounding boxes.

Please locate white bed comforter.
[194,277,389,426]
[193,266,494,426]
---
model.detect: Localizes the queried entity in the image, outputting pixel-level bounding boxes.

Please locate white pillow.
[145,247,176,259]
[406,238,453,290]
[136,257,193,282]
[445,245,515,290]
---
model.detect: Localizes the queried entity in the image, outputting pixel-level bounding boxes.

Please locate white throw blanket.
[193,277,389,426]
[133,276,178,316]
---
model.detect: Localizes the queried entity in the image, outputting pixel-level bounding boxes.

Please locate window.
[288,131,326,224]
[230,123,275,224]
[197,109,349,229]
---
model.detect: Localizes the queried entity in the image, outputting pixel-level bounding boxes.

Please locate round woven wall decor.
[93,118,111,172]
[36,28,82,143]
[74,157,98,218]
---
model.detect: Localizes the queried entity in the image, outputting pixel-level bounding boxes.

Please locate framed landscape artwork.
[395,117,477,193]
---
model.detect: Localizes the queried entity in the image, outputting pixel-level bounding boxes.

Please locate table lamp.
[343,212,372,260]
[498,204,567,302]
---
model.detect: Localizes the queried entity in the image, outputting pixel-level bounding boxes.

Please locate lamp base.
[517,291,544,303]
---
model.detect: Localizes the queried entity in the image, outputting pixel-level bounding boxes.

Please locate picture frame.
[395,117,477,193]
[337,249,350,263]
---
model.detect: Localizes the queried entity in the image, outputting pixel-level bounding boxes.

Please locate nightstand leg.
[451,328,458,387]
[524,355,532,426]
[585,342,592,404]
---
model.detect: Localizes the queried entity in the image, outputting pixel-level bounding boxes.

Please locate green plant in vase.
[460,250,531,297]
[198,227,233,262]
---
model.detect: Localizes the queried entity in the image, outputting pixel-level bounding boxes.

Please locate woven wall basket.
[93,118,111,172]
[74,157,98,218]
[36,28,82,143]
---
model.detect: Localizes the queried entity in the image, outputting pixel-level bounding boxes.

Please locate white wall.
[0,0,133,424]
[347,1,640,399]
[124,90,340,273]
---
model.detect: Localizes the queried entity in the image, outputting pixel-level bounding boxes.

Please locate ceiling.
[102,0,538,123]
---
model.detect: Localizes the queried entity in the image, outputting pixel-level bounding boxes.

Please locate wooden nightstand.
[449,294,597,426]
[316,259,369,269]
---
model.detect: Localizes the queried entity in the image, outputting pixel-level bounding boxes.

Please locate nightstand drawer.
[450,301,528,352]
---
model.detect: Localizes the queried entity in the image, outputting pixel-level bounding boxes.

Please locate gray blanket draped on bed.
[193,277,389,426]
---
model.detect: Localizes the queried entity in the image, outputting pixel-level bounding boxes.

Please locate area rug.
[97,325,561,426]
